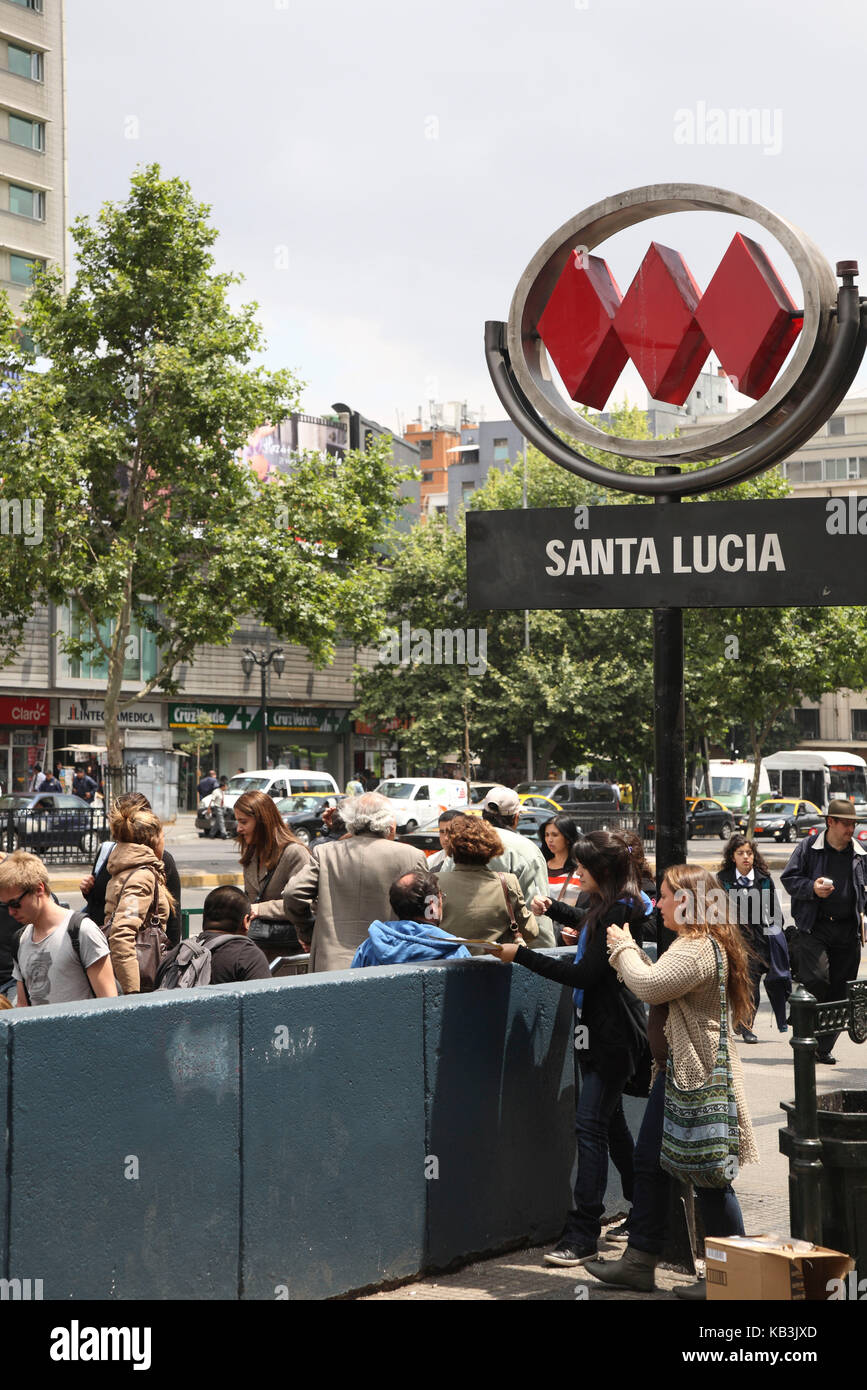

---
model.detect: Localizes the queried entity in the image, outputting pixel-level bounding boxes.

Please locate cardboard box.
[704,1234,854,1301]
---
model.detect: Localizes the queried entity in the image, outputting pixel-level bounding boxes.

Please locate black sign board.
[467,497,867,610]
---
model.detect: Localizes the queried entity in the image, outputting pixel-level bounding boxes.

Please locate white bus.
[762,750,867,818]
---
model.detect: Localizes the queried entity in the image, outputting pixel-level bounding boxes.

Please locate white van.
[221,767,340,811]
[698,760,772,817]
[375,777,468,832]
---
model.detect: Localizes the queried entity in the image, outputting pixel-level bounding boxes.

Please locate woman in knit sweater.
[486,831,649,1268]
[585,864,758,1299]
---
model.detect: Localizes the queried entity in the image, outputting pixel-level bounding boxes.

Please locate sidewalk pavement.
[361,954,865,1301]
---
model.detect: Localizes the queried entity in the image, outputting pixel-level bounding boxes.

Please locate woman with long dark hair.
[540,814,582,907]
[235,790,311,960]
[718,833,790,1038]
[486,830,650,1267]
[586,865,758,1299]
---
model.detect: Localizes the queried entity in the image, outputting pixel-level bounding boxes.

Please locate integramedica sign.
[60,698,164,729]
[467,498,867,610]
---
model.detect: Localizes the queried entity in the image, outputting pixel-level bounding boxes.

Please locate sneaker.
[778,1023,789,1033]
[605,1218,630,1239]
[544,1241,598,1267]
[816,1052,837,1064]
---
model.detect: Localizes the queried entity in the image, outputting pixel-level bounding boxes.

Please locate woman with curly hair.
[585,864,758,1299]
[234,790,311,960]
[718,833,790,1038]
[438,815,538,946]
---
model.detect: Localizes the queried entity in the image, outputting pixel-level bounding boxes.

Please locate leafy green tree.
[0,165,407,769]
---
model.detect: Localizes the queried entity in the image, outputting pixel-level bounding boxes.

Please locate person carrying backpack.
[0,852,117,1006]
[157,886,270,989]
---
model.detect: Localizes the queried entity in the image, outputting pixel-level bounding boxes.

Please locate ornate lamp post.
[241,647,285,768]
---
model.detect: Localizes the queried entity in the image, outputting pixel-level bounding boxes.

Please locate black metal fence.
[2,807,110,865]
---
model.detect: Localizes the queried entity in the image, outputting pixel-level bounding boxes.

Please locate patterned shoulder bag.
[660,938,740,1189]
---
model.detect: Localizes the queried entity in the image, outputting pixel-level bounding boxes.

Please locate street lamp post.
[241,647,285,768]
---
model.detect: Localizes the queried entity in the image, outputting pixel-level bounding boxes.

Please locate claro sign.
[0,697,49,726]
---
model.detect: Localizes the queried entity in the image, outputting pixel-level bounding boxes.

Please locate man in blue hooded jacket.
[352,867,471,967]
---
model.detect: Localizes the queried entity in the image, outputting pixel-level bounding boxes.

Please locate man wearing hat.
[476,787,556,949]
[781,800,867,1063]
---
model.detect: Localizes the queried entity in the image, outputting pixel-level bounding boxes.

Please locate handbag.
[659,938,739,1189]
[247,856,299,951]
[496,873,527,946]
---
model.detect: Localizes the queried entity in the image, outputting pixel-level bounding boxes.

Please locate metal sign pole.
[652,468,687,918]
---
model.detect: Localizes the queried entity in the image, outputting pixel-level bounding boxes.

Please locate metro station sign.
[467,498,867,610]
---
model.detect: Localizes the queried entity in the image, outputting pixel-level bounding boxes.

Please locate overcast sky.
[67,0,867,434]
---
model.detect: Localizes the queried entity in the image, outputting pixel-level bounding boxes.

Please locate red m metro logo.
[537,232,803,409]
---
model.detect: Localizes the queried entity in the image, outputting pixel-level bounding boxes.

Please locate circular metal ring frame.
[507,184,838,490]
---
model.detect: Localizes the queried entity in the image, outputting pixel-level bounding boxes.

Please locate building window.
[492,437,509,461]
[8,114,45,150]
[784,459,803,482]
[8,184,44,220]
[9,253,44,285]
[418,438,433,460]
[421,470,434,483]
[803,459,821,482]
[7,44,43,81]
[853,709,867,739]
[461,481,475,499]
[793,707,820,740]
[828,416,846,436]
[8,0,44,10]
[57,602,159,684]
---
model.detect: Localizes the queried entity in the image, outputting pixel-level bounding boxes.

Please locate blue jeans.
[628,1071,745,1256]
[561,1065,634,1249]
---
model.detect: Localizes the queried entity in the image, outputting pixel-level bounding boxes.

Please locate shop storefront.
[267,707,352,785]
[352,718,405,783]
[170,704,355,804]
[0,696,50,796]
[54,698,178,819]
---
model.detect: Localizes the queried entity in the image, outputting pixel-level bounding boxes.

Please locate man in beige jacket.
[282,793,428,972]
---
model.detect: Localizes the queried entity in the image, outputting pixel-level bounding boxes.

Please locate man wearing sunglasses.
[0,852,117,1007]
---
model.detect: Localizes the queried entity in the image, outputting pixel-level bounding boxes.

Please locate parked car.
[0,792,104,854]
[398,807,561,858]
[273,794,342,846]
[685,797,738,840]
[515,782,623,828]
[750,799,824,843]
[518,794,563,812]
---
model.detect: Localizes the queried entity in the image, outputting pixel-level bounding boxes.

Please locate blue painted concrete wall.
[0,954,575,1299]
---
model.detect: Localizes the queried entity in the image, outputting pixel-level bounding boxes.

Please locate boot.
[585,1245,658,1292]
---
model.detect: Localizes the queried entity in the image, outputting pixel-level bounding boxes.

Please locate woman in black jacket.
[718,834,791,1037]
[487,830,650,1268]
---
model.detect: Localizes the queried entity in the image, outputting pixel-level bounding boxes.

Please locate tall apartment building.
[0,0,67,320]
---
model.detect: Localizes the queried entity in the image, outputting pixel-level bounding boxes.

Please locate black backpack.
[155,934,237,990]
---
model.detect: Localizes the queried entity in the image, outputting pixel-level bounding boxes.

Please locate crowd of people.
[0,782,863,1297]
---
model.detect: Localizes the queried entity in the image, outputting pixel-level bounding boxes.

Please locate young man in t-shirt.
[0,852,117,1007]
[198,885,271,984]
